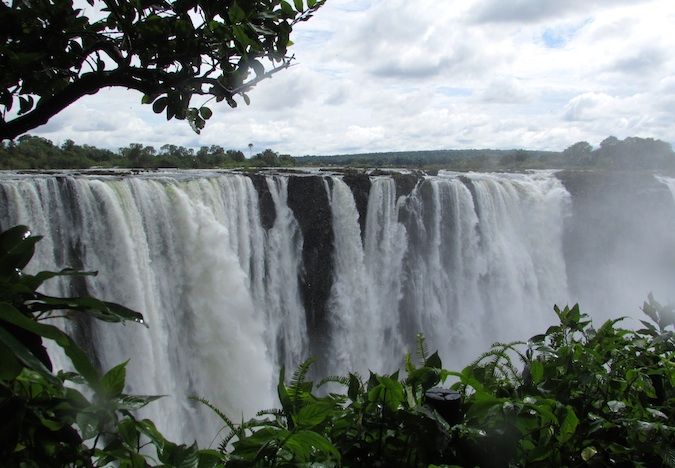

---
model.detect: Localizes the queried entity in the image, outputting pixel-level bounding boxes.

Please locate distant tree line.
[1,135,672,171]
[556,136,675,169]
[295,136,675,171]
[0,135,295,169]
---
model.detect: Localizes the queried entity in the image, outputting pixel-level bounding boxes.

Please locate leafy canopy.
[0,0,324,140]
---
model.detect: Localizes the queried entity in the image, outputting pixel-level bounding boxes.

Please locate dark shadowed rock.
[342,173,371,239]
[286,175,334,372]
[249,174,276,230]
[393,172,420,197]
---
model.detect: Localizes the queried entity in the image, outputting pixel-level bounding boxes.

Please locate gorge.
[1,168,674,445]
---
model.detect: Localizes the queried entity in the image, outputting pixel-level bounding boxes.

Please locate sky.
[29,0,675,156]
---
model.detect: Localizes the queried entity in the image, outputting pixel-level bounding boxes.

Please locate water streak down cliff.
[1,169,674,444]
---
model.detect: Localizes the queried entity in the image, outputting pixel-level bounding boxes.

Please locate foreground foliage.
[1,224,673,466]
[205,306,674,467]
[0,225,223,466]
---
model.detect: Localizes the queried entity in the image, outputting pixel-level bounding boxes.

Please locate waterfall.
[0,173,278,445]
[2,168,673,444]
[324,171,570,372]
[656,175,675,203]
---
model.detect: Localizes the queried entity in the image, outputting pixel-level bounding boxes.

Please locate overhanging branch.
[0,71,159,141]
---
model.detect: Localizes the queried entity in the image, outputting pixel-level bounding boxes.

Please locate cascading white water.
[325,177,382,374]
[325,171,570,373]
[0,172,287,445]
[260,176,308,372]
[3,168,671,444]
[656,175,675,203]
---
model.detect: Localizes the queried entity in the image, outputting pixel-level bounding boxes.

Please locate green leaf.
[250,59,264,78]
[0,340,22,379]
[558,405,579,443]
[308,0,317,7]
[152,96,168,114]
[99,360,127,398]
[0,224,41,276]
[31,294,144,325]
[425,351,442,369]
[0,325,53,380]
[284,430,339,462]
[228,3,246,23]
[242,93,251,105]
[293,0,304,12]
[530,360,544,383]
[0,302,99,384]
[347,373,360,401]
[18,95,34,115]
[296,400,335,428]
[117,394,164,411]
[199,106,212,120]
[368,376,404,412]
[581,446,598,461]
[281,1,295,16]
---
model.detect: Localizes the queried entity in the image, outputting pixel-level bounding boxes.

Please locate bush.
[204,306,674,467]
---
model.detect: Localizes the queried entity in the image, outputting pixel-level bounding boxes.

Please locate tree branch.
[0,71,160,141]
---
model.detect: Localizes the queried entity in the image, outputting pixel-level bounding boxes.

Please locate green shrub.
[203,305,674,467]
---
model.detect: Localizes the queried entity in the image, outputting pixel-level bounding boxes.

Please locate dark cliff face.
[392,173,420,198]
[248,174,276,230]
[342,173,371,239]
[286,176,334,369]
[556,170,675,318]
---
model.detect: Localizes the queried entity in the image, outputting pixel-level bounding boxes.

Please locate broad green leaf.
[117,394,164,411]
[558,405,579,443]
[0,225,41,275]
[250,59,264,77]
[530,360,544,383]
[284,430,340,462]
[280,1,295,16]
[0,321,56,382]
[0,340,22,379]
[0,302,99,384]
[425,351,442,369]
[296,400,335,428]
[99,360,127,398]
[199,106,212,120]
[152,96,168,114]
[293,0,304,12]
[368,376,404,411]
[347,373,360,401]
[228,3,246,23]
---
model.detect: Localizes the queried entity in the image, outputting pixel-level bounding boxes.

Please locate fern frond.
[218,431,238,452]
[190,396,237,432]
[256,408,285,418]
[415,333,429,365]
[405,352,416,373]
[290,357,315,390]
[318,375,350,388]
[288,357,316,412]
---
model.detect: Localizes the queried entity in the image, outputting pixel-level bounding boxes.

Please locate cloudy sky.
[31,0,675,155]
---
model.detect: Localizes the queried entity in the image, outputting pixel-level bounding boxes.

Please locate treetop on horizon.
[0,0,324,141]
